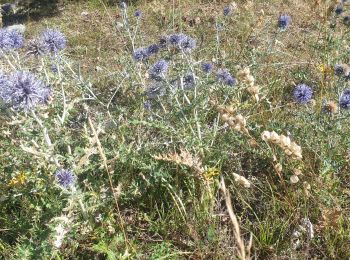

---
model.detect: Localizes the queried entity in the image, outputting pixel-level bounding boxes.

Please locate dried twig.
[220,176,251,259]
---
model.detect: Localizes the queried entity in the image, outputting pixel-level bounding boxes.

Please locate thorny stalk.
[31,110,60,167]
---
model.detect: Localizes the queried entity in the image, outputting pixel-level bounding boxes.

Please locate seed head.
[322,100,338,114]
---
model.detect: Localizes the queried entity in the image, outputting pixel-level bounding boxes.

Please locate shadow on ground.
[1,0,62,26]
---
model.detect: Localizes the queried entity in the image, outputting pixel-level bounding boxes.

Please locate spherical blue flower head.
[0,71,51,110]
[344,16,350,25]
[0,70,9,89]
[149,59,168,80]
[133,47,149,62]
[293,84,313,104]
[278,14,292,29]
[179,36,196,53]
[145,82,166,99]
[7,29,24,49]
[168,33,187,46]
[223,6,232,16]
[0,29,12,50]
[55,169,75,188]
[335,5,343,15]
[225,75,237,86]
[146,44,159,55]
[202,62,213,74]
[144,100,151,110]
[0,28,22,51]
[217,69,237,86]
[39,29,67,54]
[135,10,142,18]
[340,90,350,109]
[183,74,195,89]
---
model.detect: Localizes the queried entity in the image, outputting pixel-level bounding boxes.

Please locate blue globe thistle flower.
[344,16,350,25]
[146,44,159,55]
[144,100,152,110]
[217,69,237,86]
[278,14,292,29]
[168,33,197,52]
[293,84,313,104]
[183,73,195,89]
[145,82,166,99]
[39,29,67,54]
[168,33,186,46]
[202,62,213,74]
[0,70,9,89]
[340,90,350,109]
[0,29,12,50]
[335,5,343,15]
[0,71,51,110]
[135,10,142,18]
[7,29,24,49]
[223,6,232,16]
[0,28,24,51]
[149,59,169,80]
[133,47,149,62]
[55,169,75,188]
[179,36,196,53]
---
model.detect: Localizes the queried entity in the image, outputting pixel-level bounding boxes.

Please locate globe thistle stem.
[87,116,129,248]
[121,6,135,52]
[31,110,60,167]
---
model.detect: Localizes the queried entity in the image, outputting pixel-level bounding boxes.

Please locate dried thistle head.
[323,100,338,114]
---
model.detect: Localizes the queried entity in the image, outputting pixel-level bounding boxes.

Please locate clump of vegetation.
[1,0,350,258]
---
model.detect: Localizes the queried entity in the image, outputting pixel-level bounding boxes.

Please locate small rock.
[6,24,26,34]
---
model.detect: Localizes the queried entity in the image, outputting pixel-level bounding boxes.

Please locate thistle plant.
[2,0,350,259]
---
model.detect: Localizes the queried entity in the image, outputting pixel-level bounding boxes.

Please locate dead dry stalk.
[220,176,252,259]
